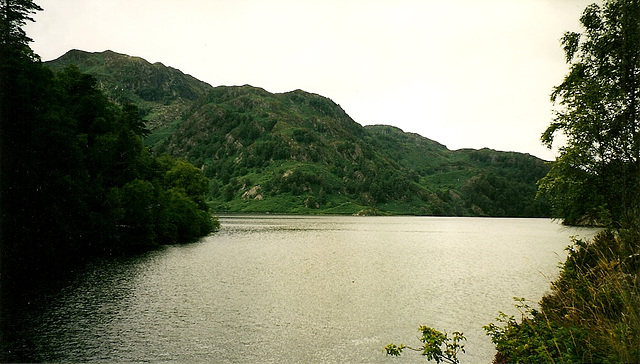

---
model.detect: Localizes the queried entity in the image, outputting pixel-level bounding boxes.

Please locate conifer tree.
[0,0,42,58]
[1,0,217,293]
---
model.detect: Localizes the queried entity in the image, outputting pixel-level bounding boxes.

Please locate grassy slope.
[46,50,550,217]
[45,49,212,141]
[486,229,640,363]
[157,85,549,216]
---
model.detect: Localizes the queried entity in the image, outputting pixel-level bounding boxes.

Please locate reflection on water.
[1,216,596,363]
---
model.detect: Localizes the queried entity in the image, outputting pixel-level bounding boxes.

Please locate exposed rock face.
[242,185,263,200]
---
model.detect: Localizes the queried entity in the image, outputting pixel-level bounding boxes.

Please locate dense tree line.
[0,0,217,290]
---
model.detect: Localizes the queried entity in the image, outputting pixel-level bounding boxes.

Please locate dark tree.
[1,0,218,295]
[0,0,42,54]
[540,0,640,227]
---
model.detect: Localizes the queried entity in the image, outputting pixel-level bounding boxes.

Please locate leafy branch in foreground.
[384,326,466,364]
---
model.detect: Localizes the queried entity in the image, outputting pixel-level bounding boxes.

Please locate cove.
[1,216,596,363]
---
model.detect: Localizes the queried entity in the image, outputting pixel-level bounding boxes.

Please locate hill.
[46,49,212,145]
[46,50,550,216]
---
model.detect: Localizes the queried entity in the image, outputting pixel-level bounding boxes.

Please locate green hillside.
[46,49,212,145]
[46,50,550,217]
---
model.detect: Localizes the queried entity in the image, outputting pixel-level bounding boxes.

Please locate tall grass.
[485,229,640,363]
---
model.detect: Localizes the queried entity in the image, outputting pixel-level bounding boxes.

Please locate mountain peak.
[43,50,550,216]
[46,49,214,132]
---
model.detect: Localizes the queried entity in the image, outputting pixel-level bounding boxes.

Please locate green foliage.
[45,51,551,217]
[158,187,217,244]
[1,43,218,288]
[163,158,210,206]
[484,299,592,364]
[485,231,640,363]
[152,85,549,216]
[384,326,466,364]
[0,0,42,58]
[540,0,640,227]
[44,50,212,145]
[486,4,640,361]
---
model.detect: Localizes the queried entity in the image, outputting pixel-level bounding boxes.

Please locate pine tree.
[0,0,42,48]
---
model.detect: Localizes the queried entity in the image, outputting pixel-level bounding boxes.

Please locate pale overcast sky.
[26,0,598,160]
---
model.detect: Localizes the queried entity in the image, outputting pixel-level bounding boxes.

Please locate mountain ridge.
[46,49,212,134]
[45,49,550,216]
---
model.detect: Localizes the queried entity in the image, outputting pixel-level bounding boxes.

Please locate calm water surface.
[2,216,596,363]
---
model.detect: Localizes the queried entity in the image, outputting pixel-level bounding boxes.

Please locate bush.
[485,230,640,363]
[384,326,466,364]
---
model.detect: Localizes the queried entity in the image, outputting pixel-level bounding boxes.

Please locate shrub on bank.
[485,229,640,363]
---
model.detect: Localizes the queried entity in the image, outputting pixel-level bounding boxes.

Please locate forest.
[47,51,552,218]
[0,1,218,294]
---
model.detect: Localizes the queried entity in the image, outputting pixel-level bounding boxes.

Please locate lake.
[1,216,596,363]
